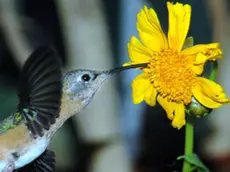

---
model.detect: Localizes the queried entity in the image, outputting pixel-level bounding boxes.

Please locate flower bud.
[186,97,212,117]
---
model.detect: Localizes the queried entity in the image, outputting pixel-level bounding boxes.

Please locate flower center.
[147,49,196,104]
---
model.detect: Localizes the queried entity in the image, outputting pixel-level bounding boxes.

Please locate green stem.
[181,61,217,171]
[182,116,194,172]
[209,61,218,81]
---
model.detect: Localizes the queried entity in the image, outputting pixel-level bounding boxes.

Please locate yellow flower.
[124,2,230,129]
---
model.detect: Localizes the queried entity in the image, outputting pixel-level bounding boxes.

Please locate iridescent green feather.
[0,112,23,134]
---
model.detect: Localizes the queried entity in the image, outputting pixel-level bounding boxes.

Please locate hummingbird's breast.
[0,124,31,159]
[0,123,50,170]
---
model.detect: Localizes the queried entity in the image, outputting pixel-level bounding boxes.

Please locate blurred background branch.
[56,0,132,172]
[0,0,32,68]
[203,0,230,171]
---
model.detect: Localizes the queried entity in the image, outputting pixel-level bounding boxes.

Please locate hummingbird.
[0,47,147,172]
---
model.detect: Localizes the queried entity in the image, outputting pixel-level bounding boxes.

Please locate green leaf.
[182,36,194,49]
[209,61,218,81]
[177,153,210,172]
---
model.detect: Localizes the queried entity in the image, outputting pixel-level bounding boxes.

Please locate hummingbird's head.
[62,63,148,110]
[62,70,109,108]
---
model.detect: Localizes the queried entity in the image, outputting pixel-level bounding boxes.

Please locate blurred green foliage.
[0,84,18,120]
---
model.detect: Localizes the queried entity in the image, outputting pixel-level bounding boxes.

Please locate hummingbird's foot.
[2,162,15,172]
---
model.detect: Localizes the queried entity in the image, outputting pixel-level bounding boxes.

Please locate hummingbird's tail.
[17,47,62,138]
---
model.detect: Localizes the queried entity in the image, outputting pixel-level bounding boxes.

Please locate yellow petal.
[127,36,152,63]
[136,6,168,51]
[193,53,208,65]
[182,43,222,60]
[144,85,157,106]
[184,43,222,75]
[157,96,186,129]
[131,73,151,104]
[171,103,186,129]
[157,95,175,120]
[167,2,191,51]
[192,64,205,75]
[192,54,207,75]
[192,77,230,108]
[123,62,135,67]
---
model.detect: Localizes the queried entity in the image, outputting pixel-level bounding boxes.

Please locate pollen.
[147,49,196,104]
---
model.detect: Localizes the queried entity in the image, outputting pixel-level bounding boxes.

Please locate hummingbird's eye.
[81,74,91,82]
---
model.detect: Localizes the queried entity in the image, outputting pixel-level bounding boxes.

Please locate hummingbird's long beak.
[95,63,149,85]
[108,63,148,74]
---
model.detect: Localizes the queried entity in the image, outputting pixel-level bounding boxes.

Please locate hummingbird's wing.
[15,149,56,172]
[33,150,55,172]
[16,47,62,138]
